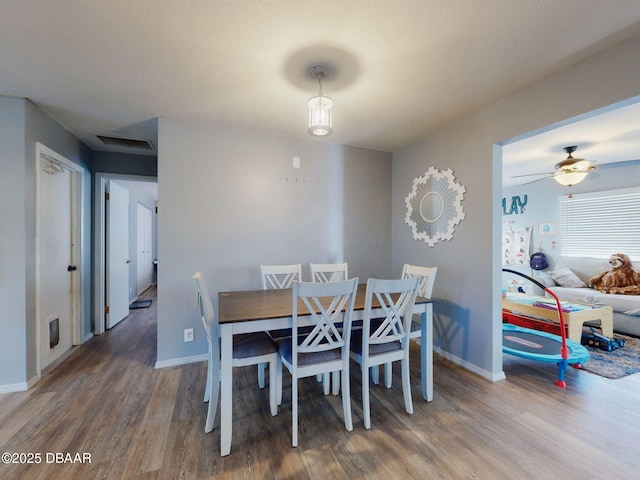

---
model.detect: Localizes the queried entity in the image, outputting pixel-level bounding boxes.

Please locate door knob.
[67,265,77,271]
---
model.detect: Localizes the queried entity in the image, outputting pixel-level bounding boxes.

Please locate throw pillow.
[537,275,557,287]
[546,267,587,288]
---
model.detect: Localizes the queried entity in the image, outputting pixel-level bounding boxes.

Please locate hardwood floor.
[2,287,639,479]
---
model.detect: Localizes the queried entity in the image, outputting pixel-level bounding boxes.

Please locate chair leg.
[384,362,392,389]
[276,357,283,406]
[370,365,379,384]
[362,365,371,429]
[258,362,266,388]
[292,376,299,447]
[205,353,219,433]
[341,366,353,432]
[204,354,211,403]
[331,371,340,395]
[401,356,413,415]
[322,373,330,395]
[268,357,278,416]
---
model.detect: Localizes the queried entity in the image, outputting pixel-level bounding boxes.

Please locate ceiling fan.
[512,146,596,186]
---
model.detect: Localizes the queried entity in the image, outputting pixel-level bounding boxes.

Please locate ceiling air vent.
[97,135,154,151]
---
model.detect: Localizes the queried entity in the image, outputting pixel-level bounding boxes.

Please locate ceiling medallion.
[405,167,466,246]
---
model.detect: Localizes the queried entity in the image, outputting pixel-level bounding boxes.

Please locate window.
[560,187,640,260]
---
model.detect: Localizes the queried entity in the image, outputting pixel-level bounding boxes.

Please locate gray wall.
[392,35,640,380]
[0,97,28,388]
[156,119,392,364]
[0,97,91,389]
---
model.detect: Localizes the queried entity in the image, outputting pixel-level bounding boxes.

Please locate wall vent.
[97,135,155,151]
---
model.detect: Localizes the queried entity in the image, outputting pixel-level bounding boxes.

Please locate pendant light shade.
[554,171,588,186]
[308,66,333,136]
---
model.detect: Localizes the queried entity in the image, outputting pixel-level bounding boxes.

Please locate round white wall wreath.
[405,167,466,246]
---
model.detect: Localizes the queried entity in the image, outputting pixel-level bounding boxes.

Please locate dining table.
[217,283,433,456]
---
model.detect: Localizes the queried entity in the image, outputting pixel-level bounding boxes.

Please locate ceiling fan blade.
[510,171,556,178]
[522,175,553,185]
[596,159,640,170]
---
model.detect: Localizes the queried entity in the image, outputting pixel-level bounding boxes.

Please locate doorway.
[94,173,157,335]
[137,203,154,295]
[36,143,84,372]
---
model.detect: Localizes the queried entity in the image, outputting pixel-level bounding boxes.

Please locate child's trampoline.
[502,269,590,388]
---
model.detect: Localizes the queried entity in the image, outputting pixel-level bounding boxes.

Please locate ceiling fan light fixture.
[308,66,333,137]
[554,170,588,186]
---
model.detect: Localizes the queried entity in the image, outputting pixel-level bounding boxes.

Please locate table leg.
[220,325,233,456]
[567,319,584,343]
[600,309,614,338]
[421,303,433,402]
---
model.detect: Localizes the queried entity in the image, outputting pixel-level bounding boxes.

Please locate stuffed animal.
[589,253,640,295]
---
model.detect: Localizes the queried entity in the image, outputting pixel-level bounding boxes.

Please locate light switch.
[293,156,300,168]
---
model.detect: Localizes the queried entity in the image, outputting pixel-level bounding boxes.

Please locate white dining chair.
[377,264,438,388]
[350,276,419,429]
[309,262,349,395]
[257,264,302,392]
[261,264,303,290]
[279,278,358,447]
[310,262,349,283]
[192,272,279,433]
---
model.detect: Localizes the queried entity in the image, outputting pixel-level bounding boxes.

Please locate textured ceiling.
[2,1,640,171]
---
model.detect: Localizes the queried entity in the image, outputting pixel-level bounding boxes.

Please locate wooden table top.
[218,283,430,324]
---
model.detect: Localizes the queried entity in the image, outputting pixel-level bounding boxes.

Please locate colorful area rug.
[580,333,640,379]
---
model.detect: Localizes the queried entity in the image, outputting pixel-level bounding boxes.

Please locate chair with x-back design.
[278,278,358,446]
[256,264,303,393]
[350,276,419,429]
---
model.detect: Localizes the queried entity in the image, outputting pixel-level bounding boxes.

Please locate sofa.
[539,256,640,337]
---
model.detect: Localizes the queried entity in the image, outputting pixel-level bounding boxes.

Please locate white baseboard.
[155,353,207,369]
[0,382,29,393]
[435,346,506,382]
[0,373,42,393]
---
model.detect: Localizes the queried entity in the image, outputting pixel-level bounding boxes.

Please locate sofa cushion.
[554,256,610,286]
[548,286,640,316]
[547,267,587,288]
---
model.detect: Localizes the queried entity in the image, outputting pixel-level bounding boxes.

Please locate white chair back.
[261,264,302,290]
[364,277,419,347]
[401,264,437,298]
[310,262,348,283]
[293,279,358,356]
[193,272,217,352]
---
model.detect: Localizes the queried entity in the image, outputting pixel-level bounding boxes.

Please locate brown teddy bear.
[589,253,640,295]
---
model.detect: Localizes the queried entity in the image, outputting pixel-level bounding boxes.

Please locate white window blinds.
[560,187,640,260]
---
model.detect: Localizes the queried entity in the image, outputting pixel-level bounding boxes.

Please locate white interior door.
[106,180,130,329]
[136,203,154,295]
[39,163,74,369]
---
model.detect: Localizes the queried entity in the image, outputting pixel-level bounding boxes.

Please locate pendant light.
[307,66,333,136]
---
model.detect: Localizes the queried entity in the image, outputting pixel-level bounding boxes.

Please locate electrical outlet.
[184,328,194,342]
